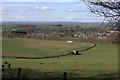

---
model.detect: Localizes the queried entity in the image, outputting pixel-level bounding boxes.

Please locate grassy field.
[2,39,118,79]
[2,38,90,57]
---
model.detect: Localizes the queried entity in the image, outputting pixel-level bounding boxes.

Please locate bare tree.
[86,1,120,44]
[86,1,120,26]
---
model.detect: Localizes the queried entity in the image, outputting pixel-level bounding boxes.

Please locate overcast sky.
[2,2,104,22]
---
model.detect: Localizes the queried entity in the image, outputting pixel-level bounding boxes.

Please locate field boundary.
[2,44,96,59]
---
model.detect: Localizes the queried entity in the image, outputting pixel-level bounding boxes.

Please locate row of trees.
[2,25,117,44]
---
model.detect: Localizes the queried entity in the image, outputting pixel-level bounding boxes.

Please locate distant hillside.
[2,21,107,27]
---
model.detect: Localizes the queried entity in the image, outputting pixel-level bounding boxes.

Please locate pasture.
[2,38,90,57]
[2,38,118,79]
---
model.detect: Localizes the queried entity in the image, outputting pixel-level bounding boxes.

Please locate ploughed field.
[2,38,90,57]
[2,38,118,78]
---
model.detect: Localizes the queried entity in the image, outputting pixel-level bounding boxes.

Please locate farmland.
[2,38,90,57]
[2,1,119,79]
[2,38,118,79]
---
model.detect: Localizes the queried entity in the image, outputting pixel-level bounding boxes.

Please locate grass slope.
[2,38,90,57]
[2,44,118,78]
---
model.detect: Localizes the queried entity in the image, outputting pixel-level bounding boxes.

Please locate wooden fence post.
[63,72,67,80]
[18,68,21,78]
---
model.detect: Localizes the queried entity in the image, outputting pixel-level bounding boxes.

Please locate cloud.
[2,7,7,11]
[67,17,78,19]
[66,17,80,22]
[68,9,73,12]
[19,10,25,12]
[7,17,25,19]
[67,9,81,12]
[2,7,13,12]
[34,6,39,9]
[67,9,89,13]
[41,7,49,10]
[2,7,9,11]
[84,14,99,18]
[2,0,80,2]
[2,13,8,15]
[33,6,53,11]
[3,4,29,7]
[34,6,49,10]
[3,17,25,21]
[17,6,53,13]
[64,20,74,21]
[4,17,78,20]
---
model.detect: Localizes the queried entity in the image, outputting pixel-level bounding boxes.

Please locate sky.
[1,0,89,2]
[2,2,104,22]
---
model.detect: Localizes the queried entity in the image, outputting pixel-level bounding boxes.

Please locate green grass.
[2,39,49,57]
[2,25,16,28]
[36,25,59,29]
[2,42,118,78]
[2,38,90,57]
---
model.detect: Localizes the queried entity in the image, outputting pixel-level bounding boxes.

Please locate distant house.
[67,41,73,43]
[106,33,110,36]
